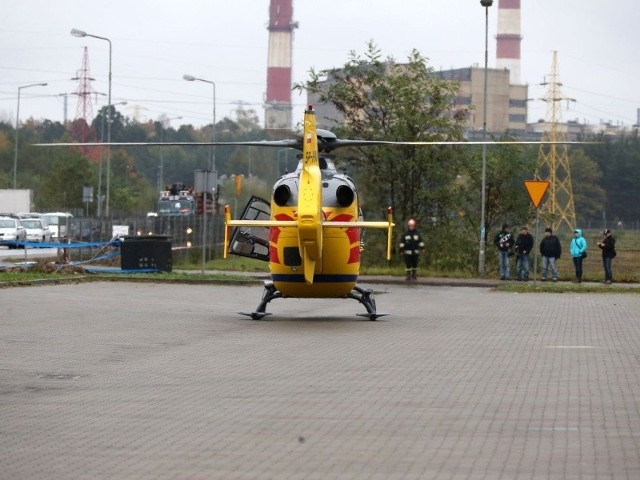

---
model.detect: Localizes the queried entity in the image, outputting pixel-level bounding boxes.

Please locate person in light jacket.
[569,228,588,283]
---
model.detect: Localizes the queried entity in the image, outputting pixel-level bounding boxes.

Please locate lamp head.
[480,0,493,6]
[70,28,87,38]
[183,74,196,82]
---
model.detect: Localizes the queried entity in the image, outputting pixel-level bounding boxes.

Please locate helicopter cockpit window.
[320,157,335,171]
[293,156,335,172]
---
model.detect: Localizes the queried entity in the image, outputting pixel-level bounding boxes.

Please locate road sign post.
[524,180,550,284]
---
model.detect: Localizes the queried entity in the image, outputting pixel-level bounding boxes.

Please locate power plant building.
[436,67,528,134]
[308,66,528,136]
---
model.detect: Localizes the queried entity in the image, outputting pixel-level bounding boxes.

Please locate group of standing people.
[396,217,618,283]
[494,224,617,283]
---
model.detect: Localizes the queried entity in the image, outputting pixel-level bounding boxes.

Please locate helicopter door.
[227,196,271,262]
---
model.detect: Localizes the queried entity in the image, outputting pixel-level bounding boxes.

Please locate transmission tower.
[535,51,577,233]
[71,46,96,146]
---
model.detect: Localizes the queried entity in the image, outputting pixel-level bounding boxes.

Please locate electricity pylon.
[535,51,577,233]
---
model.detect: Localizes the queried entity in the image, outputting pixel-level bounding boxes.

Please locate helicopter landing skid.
[349,285,388,321]
[239,281,282,320]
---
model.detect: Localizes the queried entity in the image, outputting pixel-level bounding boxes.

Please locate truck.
[0,189,32,215]
[154,185,197,217]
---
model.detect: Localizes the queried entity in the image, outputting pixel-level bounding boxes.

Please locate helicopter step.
[240,281,386,321]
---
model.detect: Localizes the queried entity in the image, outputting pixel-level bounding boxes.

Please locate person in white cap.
[398,218,425,281]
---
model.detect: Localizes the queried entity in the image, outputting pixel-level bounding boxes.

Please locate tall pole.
[13,82,47,189]
[184,74,217,264]
[182,74,216,171]
[105,37,112,217]
[71,29,112,215]
[478,0,493,277]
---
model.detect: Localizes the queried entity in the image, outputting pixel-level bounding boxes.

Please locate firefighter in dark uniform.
[399,218,425,280]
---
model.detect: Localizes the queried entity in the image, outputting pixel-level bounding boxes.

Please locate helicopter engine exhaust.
[336,185,354,207]
[273,184,291,206]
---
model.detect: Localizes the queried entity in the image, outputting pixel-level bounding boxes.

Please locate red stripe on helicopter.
[270,245,279,264]
[345,227,359,244]
[270,213,295,264]
[348,246,361,264]
[328,213,357,243]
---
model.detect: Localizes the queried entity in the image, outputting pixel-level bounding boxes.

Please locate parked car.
[41,212,74,241]
[20,217,53,243]
[0,216,27,248]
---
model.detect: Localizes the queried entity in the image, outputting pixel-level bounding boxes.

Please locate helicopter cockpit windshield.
[294,156,336,172]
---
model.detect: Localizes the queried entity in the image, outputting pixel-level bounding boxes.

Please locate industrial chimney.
[264,0,298,131]
[496,0,522,84]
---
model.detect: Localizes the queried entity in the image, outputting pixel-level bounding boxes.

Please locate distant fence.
[58,214,227,263]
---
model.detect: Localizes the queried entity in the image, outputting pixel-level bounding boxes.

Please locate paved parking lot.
[1,281,640,479]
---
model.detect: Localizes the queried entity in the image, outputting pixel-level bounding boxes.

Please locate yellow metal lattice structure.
[535,51,577,233]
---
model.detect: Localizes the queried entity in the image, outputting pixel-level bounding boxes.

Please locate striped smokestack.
[496,0,522,84]
[264,0,298,130]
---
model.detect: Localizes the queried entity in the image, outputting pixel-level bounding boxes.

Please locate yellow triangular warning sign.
[524,180,550,208]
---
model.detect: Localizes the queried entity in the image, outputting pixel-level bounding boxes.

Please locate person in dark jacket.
[539,227,562,282]
[493,223,514,280]
[597,228,616,284]
[399,218,425,280]
[514,226,534,281]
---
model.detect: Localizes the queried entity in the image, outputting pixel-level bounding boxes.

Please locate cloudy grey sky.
[1,0,638,130]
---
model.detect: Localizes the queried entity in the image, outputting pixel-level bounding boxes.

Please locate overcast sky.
[1,0,638,131]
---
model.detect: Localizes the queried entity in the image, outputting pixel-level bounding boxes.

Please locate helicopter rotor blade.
[34,137,597,149]
[33,139,303,148]
[326,139,597,151]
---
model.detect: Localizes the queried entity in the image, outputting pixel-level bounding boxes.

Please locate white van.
[42,212,74,241]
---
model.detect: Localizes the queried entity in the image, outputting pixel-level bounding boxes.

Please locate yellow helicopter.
[223,105,395,320]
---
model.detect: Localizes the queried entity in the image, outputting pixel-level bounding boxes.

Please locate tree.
[296,42,467,224]
[584,132,640,224]
[38,150,95,212]
[107,149,156,215]
[569,148,606,224]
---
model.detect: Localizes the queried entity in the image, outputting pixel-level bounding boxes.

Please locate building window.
[509,99,527,108]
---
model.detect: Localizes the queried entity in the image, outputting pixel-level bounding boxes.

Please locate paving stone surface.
[1,282,640,479]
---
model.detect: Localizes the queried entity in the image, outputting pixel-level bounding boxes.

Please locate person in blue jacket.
[570,228,588,283]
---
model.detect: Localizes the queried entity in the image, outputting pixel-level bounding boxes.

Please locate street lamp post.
[13,82,47,189]
[159,116,182,190]
[71,28,113,216]
[478,0,493,277]
[182,74,216,171]
[183,74,217,269]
